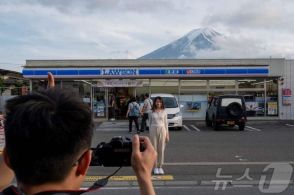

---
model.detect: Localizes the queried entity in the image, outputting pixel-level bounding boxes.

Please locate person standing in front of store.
[109,94,116,121]
[148,96,169,175]
[126,97,140,134]
[140,93,153,132]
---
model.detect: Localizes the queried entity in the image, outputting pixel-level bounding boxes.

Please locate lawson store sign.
[22,66,269,78]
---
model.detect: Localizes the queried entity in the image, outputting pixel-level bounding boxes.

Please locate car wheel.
[227,102,243,118]
[205,114,212,127]
[212,117,219,131]
[239,124,245,131]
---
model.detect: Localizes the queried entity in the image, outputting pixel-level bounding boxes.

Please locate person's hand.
[131,135,156,177]
[131,135,156,195]
[47,72,55,88]
[165,135,169,143]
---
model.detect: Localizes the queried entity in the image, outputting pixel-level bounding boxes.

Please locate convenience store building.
[23,58,294,120]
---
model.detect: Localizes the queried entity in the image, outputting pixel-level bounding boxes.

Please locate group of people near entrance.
[0,73,169,194]
[126,93,170,175]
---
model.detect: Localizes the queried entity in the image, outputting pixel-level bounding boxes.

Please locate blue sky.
[1,0,294,72]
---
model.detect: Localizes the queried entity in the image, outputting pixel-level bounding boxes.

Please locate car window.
[221,98,242,107]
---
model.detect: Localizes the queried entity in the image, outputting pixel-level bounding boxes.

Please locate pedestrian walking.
[126,97,140,134]
[148,96,169,175]
[140,93,153,132]
[109,94,116,121]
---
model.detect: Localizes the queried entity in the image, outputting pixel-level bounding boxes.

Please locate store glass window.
[62,81,80,96]
[209,80,236,89]
[150,79,178,94]
[135,79,150,96]
[238,91,265,117]
[178,80,208,119]
[180,80,207,90]
[209,91,237,96]
[178,93,208,119]
[238,78,265,89]
[93,87,106,118]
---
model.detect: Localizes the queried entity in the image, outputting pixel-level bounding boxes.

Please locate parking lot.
[81,120,294,194]
[1,120,294,194]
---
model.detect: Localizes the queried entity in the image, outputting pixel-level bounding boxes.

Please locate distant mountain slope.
[139,28,222,59]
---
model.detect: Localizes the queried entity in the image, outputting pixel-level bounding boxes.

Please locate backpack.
[129,102,140,117]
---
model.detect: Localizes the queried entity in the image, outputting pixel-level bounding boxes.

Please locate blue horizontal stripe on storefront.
[22,70,35,75]
[203,69,226,74]
[79,69,101,75]
[247,69,269,74]
[56,70,78,75]
[35,70,57,75]
[226,69,248,74]
[22,67,269,77]
[22,69,101,76]
[139,69,161,75]
[139,68,268,75]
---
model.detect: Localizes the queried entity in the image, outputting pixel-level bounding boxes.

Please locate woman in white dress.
[148,96,169,175]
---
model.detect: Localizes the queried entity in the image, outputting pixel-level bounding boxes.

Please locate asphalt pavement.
[1,120,294,194]
[85,120,294,194]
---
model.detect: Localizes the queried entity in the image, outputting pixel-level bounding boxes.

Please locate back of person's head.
[4,88,94,185]
[130,97,136,102]
[145,93,149,98]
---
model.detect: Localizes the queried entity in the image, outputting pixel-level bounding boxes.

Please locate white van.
[149,93,183,130]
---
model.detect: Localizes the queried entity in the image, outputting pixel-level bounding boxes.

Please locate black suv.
[206,95,247,131]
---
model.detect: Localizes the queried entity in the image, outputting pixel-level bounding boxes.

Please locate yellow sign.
[267,102,278,115]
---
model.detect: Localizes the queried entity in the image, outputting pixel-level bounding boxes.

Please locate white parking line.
[183,125,191,131]
[191,125,201,132]
[245,125,261,131]
[286,124,294,127]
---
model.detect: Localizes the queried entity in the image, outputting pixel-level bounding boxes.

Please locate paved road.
[85,120,294,194]
[2,120,294,194]
[87,186,294,195]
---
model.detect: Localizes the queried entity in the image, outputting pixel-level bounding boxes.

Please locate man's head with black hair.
[4,88,94,186]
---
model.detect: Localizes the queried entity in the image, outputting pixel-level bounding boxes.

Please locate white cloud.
[0,0,294,72]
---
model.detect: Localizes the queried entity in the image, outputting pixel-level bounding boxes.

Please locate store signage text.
[99,79,143,87]
[102,69,137,76]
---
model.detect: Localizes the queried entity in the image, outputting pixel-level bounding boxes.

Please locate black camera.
[90,136,145,167]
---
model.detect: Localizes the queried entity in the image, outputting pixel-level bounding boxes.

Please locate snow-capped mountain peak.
[186,27,220,42]
[139,27,222,59]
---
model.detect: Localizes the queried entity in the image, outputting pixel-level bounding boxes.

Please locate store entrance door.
[108,87,135,120]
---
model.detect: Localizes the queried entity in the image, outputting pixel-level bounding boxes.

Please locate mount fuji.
[139,28,223,59]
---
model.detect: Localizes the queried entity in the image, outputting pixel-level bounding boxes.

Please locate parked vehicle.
[148,93,183,130]
[206,95,247,131]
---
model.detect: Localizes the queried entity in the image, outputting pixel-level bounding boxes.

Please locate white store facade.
[23,58,294,120]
